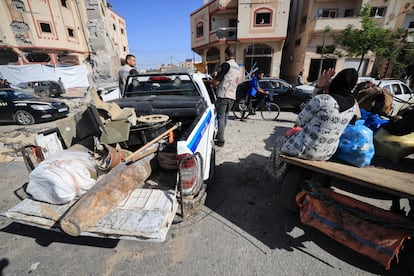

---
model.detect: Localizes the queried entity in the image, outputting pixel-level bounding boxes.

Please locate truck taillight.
[178,153,202,195]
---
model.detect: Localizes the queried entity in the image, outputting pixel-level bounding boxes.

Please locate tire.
[232,98,250,119]
[267,135,288,182]
[15,110,35,125]
[279,166,307,213]
[260,102,280,121]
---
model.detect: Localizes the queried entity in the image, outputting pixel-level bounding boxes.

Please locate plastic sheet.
[26,150,98,204]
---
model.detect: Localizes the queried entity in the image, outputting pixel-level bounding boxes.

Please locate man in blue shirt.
[247,71,268,115]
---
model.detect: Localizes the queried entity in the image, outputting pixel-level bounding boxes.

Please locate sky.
[109,1,204,70]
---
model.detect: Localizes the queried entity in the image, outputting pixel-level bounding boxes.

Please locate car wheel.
[15,110,35,125]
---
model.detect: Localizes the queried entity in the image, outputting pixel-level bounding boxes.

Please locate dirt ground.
[0,88,87,163]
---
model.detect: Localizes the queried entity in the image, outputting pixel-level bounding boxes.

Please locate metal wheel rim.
[16,111,34,125]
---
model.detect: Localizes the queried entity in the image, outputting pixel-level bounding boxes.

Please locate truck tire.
[279,166,307,213]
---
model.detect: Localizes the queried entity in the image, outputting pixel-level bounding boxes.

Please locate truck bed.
[281,155,414,200]
[3,186,178,242]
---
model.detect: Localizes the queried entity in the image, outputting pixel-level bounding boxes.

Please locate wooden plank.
[2,188,178,242]
[281,155,414,198]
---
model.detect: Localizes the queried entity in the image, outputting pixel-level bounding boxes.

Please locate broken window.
[0,49,19,65]
[57,54,79,65]
[26,53,51,63]
[40,22,52,33]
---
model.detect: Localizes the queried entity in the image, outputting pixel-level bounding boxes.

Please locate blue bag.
[334,120,375,167]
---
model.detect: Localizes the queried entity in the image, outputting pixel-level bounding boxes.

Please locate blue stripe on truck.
[187,110,212,153]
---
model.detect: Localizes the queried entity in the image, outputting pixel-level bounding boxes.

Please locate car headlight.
[31,104,53,111]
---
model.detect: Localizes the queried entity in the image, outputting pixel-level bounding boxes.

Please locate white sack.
[26,150,97,204]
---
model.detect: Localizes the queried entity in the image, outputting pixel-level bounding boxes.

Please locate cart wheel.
[279,166,307,213]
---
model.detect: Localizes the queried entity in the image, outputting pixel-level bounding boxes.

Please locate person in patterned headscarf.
[281,68,359,161]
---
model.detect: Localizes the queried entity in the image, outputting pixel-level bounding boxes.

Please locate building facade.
[281,0,414,83]
[191,0,414,84]
[191,0,290,78]
[0,0,129,83]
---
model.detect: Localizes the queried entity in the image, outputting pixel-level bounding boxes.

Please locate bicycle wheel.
[233,99,250,119]
[260,102,280,121]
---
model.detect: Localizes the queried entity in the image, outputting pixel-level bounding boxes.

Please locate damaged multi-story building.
[0,0,128,85]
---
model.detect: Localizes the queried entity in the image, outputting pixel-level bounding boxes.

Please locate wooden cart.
[278,155,414,271]
[279,155,414,213]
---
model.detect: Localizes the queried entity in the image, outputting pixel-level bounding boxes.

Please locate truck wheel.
[279,166,307,213]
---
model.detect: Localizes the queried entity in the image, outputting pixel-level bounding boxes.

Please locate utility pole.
[318,28,328,79]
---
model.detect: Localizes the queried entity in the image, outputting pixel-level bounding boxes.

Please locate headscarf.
[328,68,358,112]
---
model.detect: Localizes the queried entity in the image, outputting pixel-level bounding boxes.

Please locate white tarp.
[0,64,89,89]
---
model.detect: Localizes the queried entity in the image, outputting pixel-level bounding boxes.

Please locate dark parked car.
[236,78,313,111]
[0,88,69,125]
[17,80,65,97]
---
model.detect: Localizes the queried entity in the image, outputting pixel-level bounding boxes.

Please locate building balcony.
[311,16,362,32]
[210,27,237,42]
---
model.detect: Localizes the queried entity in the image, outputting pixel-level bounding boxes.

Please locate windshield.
[124,74,198,97]
[13,90,39,100]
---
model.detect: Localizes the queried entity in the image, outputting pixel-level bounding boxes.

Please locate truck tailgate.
[3,188,178,242]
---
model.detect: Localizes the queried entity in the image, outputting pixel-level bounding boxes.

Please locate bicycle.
[233,91,280,121]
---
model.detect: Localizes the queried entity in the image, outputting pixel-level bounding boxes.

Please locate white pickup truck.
[3,72,217,242]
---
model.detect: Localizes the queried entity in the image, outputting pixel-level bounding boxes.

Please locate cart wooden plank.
[281,155,414,199]
[2,188,177,242]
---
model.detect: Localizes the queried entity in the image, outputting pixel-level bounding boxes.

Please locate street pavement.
[0,111,412,275]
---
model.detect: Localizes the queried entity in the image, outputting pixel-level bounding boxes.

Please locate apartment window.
[255,9,272,26]
[344,9,354,17]
[67,28,74,37]
[196,22,203,38]
[40,22,52,33]
[370,7,386,18]
[318,9,337,18]
[61,0,67,7]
